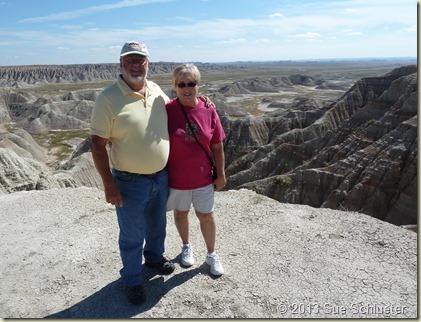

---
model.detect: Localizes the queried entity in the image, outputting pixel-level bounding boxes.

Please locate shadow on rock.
[45,262,207,318]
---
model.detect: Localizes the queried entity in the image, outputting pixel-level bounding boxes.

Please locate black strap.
[177,98,214,164]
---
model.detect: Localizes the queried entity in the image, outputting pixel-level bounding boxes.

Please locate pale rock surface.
[0,188,416,318]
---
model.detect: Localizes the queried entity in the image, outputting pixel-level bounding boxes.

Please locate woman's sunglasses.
[177,82,197,88]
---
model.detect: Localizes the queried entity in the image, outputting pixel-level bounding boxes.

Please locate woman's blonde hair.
[172,63,201,88]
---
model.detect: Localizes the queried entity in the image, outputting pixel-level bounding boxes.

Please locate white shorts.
[166,184,215,213]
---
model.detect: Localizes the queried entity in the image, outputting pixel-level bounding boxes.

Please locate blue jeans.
[112,168,168,287]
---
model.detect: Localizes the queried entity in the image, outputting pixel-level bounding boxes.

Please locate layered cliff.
[223,65,417,225]
[0,64,417,227]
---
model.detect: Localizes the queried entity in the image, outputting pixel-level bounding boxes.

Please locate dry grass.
[32,129,90,166]
[18,81,114,96]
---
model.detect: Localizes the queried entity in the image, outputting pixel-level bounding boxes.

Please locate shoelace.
[208,255,220,266]
[183,247,191,256]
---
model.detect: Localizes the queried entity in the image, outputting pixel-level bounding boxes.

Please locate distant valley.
[0,58,417,227]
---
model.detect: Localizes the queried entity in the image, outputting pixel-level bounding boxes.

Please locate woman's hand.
[213,174,226,191]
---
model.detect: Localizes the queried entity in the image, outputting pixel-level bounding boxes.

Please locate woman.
[166,63,226,276]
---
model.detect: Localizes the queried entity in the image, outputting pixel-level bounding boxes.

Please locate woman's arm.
[211,142,226,190]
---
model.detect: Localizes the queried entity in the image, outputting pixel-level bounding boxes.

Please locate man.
[90,41,174,305]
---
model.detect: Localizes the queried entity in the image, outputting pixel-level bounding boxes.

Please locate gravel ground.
[0,187,417,318]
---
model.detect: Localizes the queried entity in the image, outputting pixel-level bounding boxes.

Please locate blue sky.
[0,0,417,66]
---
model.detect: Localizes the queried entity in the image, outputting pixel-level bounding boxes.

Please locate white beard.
[126,74,146,84]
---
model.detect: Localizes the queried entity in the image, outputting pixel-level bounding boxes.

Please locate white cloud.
[255,38,270,43]
[403,25,417,32]
[345,31,363,36]
[18,0,175,23]
[59,25,84,30]
[215,38,247,45]
[290,32,321,39]
[3,0,415,65]
[269,12,284,18]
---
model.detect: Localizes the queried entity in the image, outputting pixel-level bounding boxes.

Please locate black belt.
[115,168,165,177]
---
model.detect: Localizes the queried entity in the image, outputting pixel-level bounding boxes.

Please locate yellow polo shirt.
[90,76,169,174]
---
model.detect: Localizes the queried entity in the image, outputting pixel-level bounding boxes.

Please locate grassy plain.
[33,129,90,166]
[18,58,414,96]
[152,59,416,116]
[151,59,413,90]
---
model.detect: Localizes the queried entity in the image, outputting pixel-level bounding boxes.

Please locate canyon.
[0,59,417,226]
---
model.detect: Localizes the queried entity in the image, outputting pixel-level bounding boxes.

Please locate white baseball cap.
[120,41,149,57]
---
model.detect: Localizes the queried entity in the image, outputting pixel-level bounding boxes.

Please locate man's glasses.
[177,82,197,88]
[124,58,148,66]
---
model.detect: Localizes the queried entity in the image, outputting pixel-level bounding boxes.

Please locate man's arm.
[90,135,123,207]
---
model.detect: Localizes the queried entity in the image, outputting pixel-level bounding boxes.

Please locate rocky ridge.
[0,62,243,88]
[0,63,417,227]
[221,65,417,225]
[0,187,417,318]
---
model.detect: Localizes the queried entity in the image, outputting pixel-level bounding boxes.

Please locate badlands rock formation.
[0,62,243,88]
[0,63,417,227]
[222,65,417,226]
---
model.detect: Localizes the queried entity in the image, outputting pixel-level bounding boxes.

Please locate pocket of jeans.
[114,171,135,183]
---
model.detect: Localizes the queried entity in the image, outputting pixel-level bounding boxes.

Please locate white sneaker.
[206,253,224,276]
[181,244,195,267]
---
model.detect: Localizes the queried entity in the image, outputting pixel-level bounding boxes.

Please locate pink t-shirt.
[166,98,226,190]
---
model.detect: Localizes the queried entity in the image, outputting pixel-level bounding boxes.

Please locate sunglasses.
[177,82,197,88]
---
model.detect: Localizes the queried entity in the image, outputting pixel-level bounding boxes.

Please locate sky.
[0,0,417,66]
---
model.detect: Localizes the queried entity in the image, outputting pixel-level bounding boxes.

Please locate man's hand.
[103,177,123,207]
[198,95,215,109]
[90,135,123,207]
